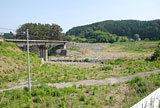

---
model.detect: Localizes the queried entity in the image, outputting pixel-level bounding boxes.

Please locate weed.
[101,66,113,71]
[79,94,86,101]
[69,46,80,51]
[84,58,89,62]
[109,96,115,106]
[151,42,160,61]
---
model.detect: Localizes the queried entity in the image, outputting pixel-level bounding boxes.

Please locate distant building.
[129,38,134,41]
[0,32,4,35]
[138,38,141,41]
[0,38,4,42]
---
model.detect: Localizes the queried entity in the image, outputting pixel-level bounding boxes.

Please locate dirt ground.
[49,42,152,61]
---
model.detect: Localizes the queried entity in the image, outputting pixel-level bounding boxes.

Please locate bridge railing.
[131,88,160,108]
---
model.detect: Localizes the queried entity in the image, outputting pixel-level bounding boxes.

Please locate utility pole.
[27,29,31,92]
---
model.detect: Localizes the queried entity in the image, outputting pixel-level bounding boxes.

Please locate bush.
[84,58,89,62]
[101,66,113,71]
[130,76,149,95]
[151,42,160,61]
[109,96,115,106]
[0,42,17,48]
[70,47,80,51]
[79,94,86,101]
[33,97,41,103]
[105,58,127,65]
[60,101,67,108]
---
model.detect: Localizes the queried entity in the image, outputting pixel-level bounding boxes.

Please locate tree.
[16,23,64,40]
[66,20,160,41]
[2,32,16,39]
[133,34,140,41]
[151,43,160,61]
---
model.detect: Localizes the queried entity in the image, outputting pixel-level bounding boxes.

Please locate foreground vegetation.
[0,41,160,107]
[0,41,160,88]
[30,58,160,84]
[0,73,160,108]
[0,42,41,88]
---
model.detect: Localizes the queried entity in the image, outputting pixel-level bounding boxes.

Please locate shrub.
[109,96,115,106]
[33,97,41,103]
[60,101,67,108]
[23,87,29,92]
[92,90,96,95]
[79,94,86,101]
[101,66,113,71]
[105,58,127,65]
[130,76,149,95]
[70,47,80,51]
[84,58,89,62]
[0,42,17,48]
[151,42,160,61]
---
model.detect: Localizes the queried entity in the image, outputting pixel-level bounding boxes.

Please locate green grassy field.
[0,42,41,88]
[1,41,160,86]
[0,73,160,108]
[106,41,159,54]
[30,58,160,84]
[0,41,160,107]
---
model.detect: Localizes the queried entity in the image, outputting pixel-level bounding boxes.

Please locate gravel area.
[46,61,101,65]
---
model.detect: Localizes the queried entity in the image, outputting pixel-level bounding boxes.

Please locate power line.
[0,32,26,36]
[0,28,16,31]
[0,28,30,36]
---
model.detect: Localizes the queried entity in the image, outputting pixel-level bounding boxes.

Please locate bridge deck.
[5,39,68,43]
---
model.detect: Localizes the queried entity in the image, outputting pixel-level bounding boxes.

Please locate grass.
[69,46,80,52]
[0,42,41,88]
[105,58,160,76]
[106,41,159,54]
[30,58,160,84]
[0,42,160,87]
[31,63,101,83]
[0,73,160,108]
[0,41,160,107]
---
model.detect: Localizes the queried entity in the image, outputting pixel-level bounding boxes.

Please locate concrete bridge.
[5,39,68,61]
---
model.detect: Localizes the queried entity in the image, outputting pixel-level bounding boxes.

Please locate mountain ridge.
[66,19,160,40]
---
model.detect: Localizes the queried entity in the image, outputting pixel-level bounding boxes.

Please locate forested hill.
[66,20,160,40]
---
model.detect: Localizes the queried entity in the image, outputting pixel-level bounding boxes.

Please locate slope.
[0,42,42,88]
[66,19,160,40]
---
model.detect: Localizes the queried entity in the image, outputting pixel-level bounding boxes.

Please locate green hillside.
[0,42,41,88]
[66,20,160,40]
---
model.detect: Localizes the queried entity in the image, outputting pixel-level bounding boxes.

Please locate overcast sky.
[0,0,160,33]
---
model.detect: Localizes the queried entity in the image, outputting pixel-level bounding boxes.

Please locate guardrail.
[131,88,160,108]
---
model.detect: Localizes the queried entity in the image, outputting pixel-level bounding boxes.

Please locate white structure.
[131,88,160,108]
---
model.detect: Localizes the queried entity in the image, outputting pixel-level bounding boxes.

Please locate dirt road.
[0,70,159,93]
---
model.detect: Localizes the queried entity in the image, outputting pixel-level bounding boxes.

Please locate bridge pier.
[4,39,68,61]
[64,42,67,49]
[40,45,48,61]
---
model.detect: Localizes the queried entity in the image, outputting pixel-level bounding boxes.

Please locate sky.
[0,0,160,33]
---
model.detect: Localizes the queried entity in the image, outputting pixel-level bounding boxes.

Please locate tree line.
[65,30,128,43]
[16,23,64,40]
[66,20,160,41]
[1,23,64,40]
